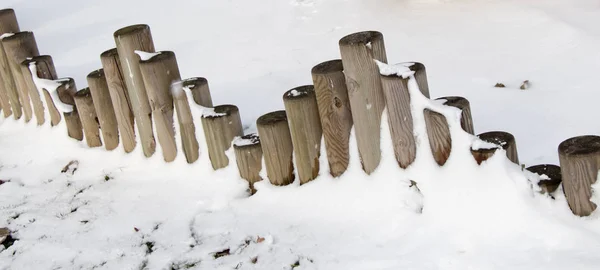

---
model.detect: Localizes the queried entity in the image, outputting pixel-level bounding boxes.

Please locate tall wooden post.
[2,31,39,123]
[406,62,430,98]
[233,134,263,194]
[283,85,322,184]
[183,77,213,107]
[526,164,562,194]
[256,110,294,185]
[100,48,136,153]
[171,81,200,163]
[73,88,102,147]
[114,24,156,157]
[339,31,387,174]
[139,51,180,162]
[21,56,61,126]
[201,105,244,170]
[87,69,119,150]
[311,60,353,177]
[0,9,19,117]
[477,131,519,164]
[558,135,600,216]
[57,78,83,141]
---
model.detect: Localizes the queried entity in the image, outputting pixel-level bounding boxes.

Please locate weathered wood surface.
[21,56,60,126]
[73,88,102,147]
[339,31,387,174]
[114,24,156,157]
[57,78,83,141]
[381,74,416,168]
[257,110,295,185]
[558,135,600,216]
[21,56,54,125]
[311,60,353,177]
[470,147,498,165]
[283,85,323,184]
[233,134,263,194]
[139,51,180,162]
[406,62,430,98]
[0,9,19,117]
[183,77,213,107]
[171,82,200,163]
[87,69,119,150]
[477,131,519,164]
[201,105,244,170]
[526,164,562,194]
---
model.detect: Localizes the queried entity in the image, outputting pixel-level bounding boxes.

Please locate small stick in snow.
[61,160,79,175]
[520,80,530,90]
[494,83,506,88]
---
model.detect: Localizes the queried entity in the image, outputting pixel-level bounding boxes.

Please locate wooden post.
[406,62,430,98]
[470,147,498,165]
[171,81,200,163]
[100,48,136,153]
[311,60,353,177]
[526,164,562,194]
[21,56,61,126]
[201,105,244,169]
[477,131,519,164]
[73,88,102,148]
[183,77,213,107]
[87,69,119,150]
[139,51,180,162]
[1,31,39,123]
[0,9,19,118]
[283,85,322,184]
[257,110,295,185]
[339,31,387,174]
[114,24,156,157]
[424,96,474,166]
[233,133,263,194]
[558,135,600,216]
[57,78,83,141]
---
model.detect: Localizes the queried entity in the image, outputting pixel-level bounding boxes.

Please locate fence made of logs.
[0,8,596,217]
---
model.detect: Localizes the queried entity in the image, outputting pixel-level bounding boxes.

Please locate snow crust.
[134,50,161,61]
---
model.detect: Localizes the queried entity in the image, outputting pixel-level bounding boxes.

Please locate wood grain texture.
[172,82,200,164]
[73,88,102,147]
[183,77,213,107]
[0,41,19,119]
[381,75,416,168]
[406,62,430,98]
[257,110,295,185]
[442,96,474,134]
[233,133,263,194]
[477,131,519,164]
[87,69,120,150]
[201,105,244,170]
[101,48,136,153]
[470,147,497,165]
[558,135,600,216]
[114,24,156,157]
[20,57,50,125]
[311,60,353,177]
[139,51,180,162]
[2,31,39,123]
[22,56,60,126]
[339,31,387,174]
[526,164,562,194]
[57,78,83,141]
[283,85,323,184]
[0,9,19,117]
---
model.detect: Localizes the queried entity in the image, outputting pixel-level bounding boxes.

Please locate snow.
[286,89,305,97]
[134,50,161,61]
[233,134,260,147]
[28,63,74,113]
[0,33,14,40]
[376,60,415,79]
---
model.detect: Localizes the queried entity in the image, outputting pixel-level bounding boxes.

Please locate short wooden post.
[57,78,83,141]
[87,69,119,150]
[477,131,519,164]
[183,77,213,107]
[171,81,200,163]
[139,51,180,162]
[257,111,295,185]
[233,134,263,194]
[0,9,19,118]
[406,62,430,98]
[526,164,562,194]
[339,31,387,174]
[558,135,600,216]
[114,24,156,157]
[424,96,474,166]
[283,85,322,184]
[311,60,353,177]
[21,56,61,126]
[201,105,244,169]
[100,48,136,153]
[1,31,39,123]
[470,147,497,165]
[73,88,102,147]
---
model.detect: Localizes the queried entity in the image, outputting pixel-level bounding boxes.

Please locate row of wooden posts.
[0,9,597,217]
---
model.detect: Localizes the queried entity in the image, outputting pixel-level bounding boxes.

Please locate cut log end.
[339,31,383,46]
[257,110,287,126]
[283,85,315,100]
[113,24,150,37]
[559,135,600,156]
[311,59,343,74]
[86,69,104,79]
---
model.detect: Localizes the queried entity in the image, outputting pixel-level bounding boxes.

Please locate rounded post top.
[311,59,343,75]
[283,85,315,100]
[559,135,600,156]
[437,96,470,109]
[100,48,118,58]
[139,51,175,64]
[1,30,33,42]
[527,164,561,181]
[202,104,238,119]
[477,131,515,150]
[74,87,91,98]
[405,62,426,72]
[183,77,208,88]
[114,24,150,37]
[234,133,261,148]
[339,31,383,46]
[87,68,105,79]
[257,110,287,126]
[0,9,15,16]
[20,55,52,66]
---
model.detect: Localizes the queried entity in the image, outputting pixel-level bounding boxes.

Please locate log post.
[73,88,102,148]
[57,78,83,141]
[477,131,519,164]
[87,69,119,150]
[339,31,387,174]
[526,164,562,194]
[171,81,199,163]
[183,77,213,107]
[256,110,294,185]
[21,56,60,126]
[558,135,600,216]
[201,105,244,169]
[425,96,474,166]
[139,51,180,162]
[1,31,39,123]
[311,60,353,177]
[283,85,322,184]
[0,9,19,117]
[406,62,430,98]
[100,48,136,153]
[233,133,263,194]
[114,24,156,157]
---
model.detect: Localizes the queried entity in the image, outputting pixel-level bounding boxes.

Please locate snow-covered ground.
[2,0,600,269]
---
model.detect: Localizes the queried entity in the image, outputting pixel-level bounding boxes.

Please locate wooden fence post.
[183,77,213,107]
[201,105,244,169]
[73,88,102,147]
[21,56,61,126]
[114,24,156,157]
[339,31,387,174]
[100,48,136,153]
[526,164,562,194]
[57,78,83,141]
[283,85,322,184]
[1,31,39,123]
[311,60,353,177]
[87,69,119,150]
[558,135,600,216]
[257,110,294,185]
[424,96,474,166]
[139,51,180,162]
[171,81,200,163]
[233,133,263,194]
[406,62,430,98]
[0,9,19,118]
[477,131,519,164]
